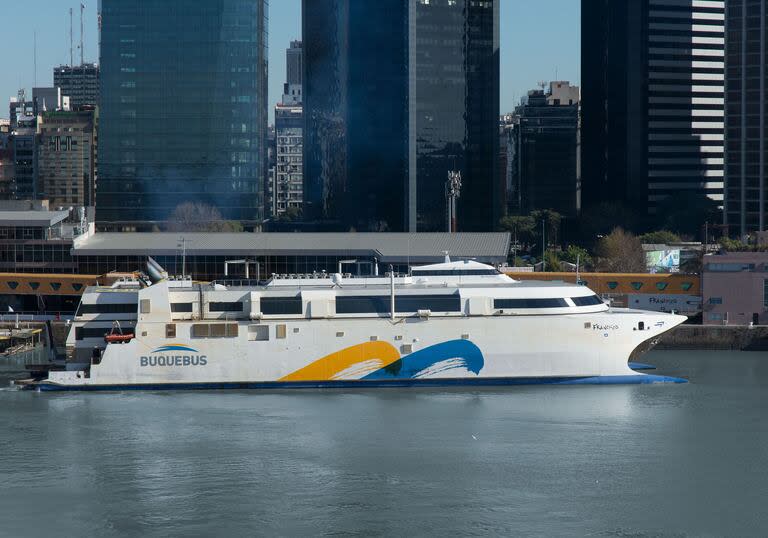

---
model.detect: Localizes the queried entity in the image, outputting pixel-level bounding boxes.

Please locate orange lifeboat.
[104,321,134,344]
[104,332,134,344]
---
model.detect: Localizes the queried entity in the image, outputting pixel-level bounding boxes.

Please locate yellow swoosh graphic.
[280,341,400,382]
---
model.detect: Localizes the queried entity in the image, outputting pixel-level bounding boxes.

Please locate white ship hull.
[38,310,686,391]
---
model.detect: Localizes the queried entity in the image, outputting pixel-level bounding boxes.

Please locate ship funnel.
[146,256,168,284]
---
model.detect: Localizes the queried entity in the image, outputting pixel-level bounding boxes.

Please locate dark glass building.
[303,0,500,232]
[96,0,268,229]
[507,83,580,218]
[725,0,768,235]
[581,0,725,216]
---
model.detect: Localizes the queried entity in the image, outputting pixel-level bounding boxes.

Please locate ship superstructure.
[30,258,686,390]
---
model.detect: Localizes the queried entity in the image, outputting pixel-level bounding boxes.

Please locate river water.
[0,350,766,537]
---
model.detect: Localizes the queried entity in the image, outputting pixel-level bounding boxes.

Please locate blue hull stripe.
[34,374,686,392]
[628,362,656,370]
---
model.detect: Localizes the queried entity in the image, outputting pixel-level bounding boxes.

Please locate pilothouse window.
[571,295,604,307]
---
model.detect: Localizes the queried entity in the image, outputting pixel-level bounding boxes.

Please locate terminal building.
[71,232,512,281]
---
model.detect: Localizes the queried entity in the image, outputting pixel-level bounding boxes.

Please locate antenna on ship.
[389,265,396,321]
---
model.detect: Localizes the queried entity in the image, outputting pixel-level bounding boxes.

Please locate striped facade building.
[646,0,725,210]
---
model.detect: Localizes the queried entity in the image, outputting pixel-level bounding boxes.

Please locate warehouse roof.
[0,210,69,227]
[73,232,511,263]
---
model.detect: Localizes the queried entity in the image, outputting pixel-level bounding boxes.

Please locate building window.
[708,313,724,321]
[764,280,768,308]
[708,297,723,305]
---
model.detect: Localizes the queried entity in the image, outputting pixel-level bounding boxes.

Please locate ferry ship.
[27,258,686,391]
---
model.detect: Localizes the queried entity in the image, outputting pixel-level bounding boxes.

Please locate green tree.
[594,228,646,273]
[638,230,681,245]
[560,245,593,270]
[543,250,561,272]
[499,214,536,246]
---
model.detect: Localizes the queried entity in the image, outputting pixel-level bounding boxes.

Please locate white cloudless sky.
[0,0,580,121]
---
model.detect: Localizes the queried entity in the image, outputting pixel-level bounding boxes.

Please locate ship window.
[681,282,693,291]
[630,282,643,290]
[72,283,83,291]
[50,282,62,290]
[77,303,137,315]
[606,281,618,290]
[260,297,302,315]
[7,282,18,290]
[336,294,461,314]
[276,324,287,339]
[209,302,243,312]
[210,324,226,337]
[29,282,40,290]
[493,298,569,309]
[638,322,645,331]
[166,324,176,338]
[571,295,604,307]
[656,282,668,291]
[248,325,269,341]
[192,324,209,337]
[171,302,193,312]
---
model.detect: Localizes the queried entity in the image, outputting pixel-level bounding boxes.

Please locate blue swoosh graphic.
[363,339,484,380]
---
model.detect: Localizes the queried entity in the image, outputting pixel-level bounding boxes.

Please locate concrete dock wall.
[658,325,768,351]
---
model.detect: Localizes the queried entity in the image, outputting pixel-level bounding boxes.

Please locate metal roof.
[0,210,69,227]
[73,232,511,263]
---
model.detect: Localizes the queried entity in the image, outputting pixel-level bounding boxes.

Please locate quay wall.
[658,325,768,351]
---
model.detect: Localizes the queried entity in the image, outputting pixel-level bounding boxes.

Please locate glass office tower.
[303,0,500,232]
[97,0,268,229]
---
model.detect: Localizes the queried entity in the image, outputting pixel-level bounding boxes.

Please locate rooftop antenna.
[80,3,85,65]
[34,31,37,87]
[70,7,74,67]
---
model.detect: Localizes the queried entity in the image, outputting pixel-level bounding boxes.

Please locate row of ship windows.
[76,294,605,317]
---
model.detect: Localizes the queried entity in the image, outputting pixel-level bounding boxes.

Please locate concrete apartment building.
[702,252,768,325]
[36,108,98,208]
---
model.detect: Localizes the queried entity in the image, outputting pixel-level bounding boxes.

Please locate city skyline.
[0,0,581,122]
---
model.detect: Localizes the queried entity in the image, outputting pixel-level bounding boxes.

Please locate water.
[1,350,767,537]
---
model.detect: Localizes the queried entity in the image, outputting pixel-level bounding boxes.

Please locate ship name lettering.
[139,355,208,367]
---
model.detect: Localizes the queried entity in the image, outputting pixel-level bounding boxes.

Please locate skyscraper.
[725,0,767,235]
[96,0,268,229]
[303,0,500,232]
[507,82,581,218]
[53,63,100,108]
[37,108,98,208]
[581,0,725,216]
